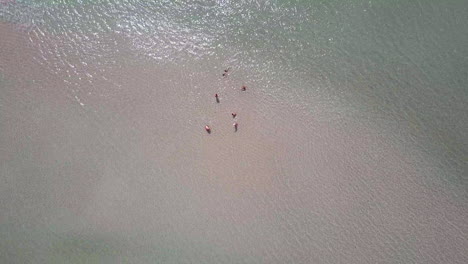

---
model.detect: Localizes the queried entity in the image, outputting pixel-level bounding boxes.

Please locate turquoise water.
[1,1,467,263]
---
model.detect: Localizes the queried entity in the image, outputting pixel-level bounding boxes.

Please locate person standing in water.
[222,68,230,77]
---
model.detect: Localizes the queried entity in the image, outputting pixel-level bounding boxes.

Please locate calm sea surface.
[1,1,467,263]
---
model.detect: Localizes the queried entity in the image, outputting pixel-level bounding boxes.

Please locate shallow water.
[1,1,467,263]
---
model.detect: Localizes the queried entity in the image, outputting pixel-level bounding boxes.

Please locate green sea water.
[4,0,466,172]
[1,1,467,263]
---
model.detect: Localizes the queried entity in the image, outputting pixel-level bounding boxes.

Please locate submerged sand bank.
[1,22,467,263]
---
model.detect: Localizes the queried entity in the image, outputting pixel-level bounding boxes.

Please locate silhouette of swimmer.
[215,93,220,103]
[241,85,246,91]
[231,113,237,118]
[233,122,238,132]
[222,68,230,77]
[205,125,211,134]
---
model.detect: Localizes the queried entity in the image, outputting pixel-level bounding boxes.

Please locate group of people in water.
[205,68,246,134]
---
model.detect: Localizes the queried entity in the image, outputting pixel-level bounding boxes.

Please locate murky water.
[1,1,467,263]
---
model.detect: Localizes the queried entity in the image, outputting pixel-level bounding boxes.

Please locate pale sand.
[1,22,467,263]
